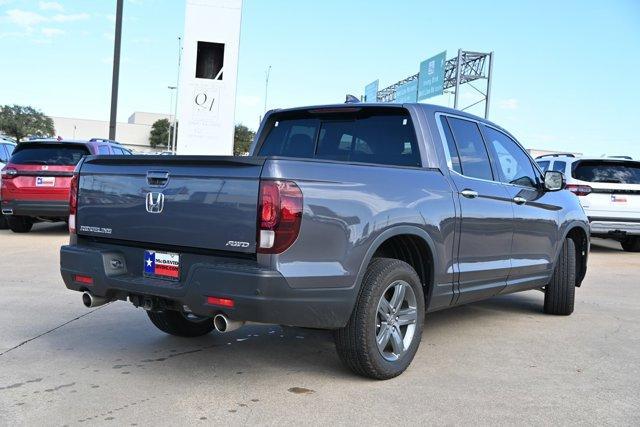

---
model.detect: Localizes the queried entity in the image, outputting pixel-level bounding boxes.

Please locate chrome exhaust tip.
[213,314,244,333]
[82,291,110,308]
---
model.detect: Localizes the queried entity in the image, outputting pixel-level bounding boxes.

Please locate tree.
[149,118,174,148]
[234,124,255,156]
[0,105,55,142]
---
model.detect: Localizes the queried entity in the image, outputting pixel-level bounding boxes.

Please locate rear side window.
[97,145,111,155]
[10,144,90,166]
[536,160,550,172]
[0,144,9,162]
[551,161,566,173]
[258,110,421,167]
[573,161,640,184]
[111,147,124,155]
[446,117,493,181]
[439,117,462,174]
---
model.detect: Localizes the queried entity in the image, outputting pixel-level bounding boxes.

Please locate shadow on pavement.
[21,291,547,379]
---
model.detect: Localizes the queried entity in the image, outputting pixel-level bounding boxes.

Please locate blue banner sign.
[418,51,446,100]
[395,79,418,103]
[365,80,379,103]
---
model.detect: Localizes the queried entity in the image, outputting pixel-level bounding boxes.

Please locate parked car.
[1,139,131,233]
[0,139,17,229]
[60,104,589,379]
[536,154,640,251]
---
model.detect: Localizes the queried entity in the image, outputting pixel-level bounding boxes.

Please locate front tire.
[621,236,640,252]
[544,238,576,315]
[334,258,425,380]
[147,310,214,337]
[7,216,33,233]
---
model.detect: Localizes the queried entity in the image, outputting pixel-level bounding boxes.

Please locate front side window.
[97,145,111,155]
[446,117,493,181]
[258,110,421,167]
[483,126,538,188]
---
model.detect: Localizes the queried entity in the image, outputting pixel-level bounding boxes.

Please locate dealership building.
[51,112,174,153]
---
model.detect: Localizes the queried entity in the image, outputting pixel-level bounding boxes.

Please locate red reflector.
[74,274,93,285]
[206,296,235,308]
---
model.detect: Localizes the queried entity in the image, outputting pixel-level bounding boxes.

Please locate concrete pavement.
[1,223,638,425]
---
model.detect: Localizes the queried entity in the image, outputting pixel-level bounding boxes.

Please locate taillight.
[257,180,303,254]
[69,173,79,234]
[1,168,17,179]
[566,184,592,196]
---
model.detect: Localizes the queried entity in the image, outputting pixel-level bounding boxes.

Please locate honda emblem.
[145,192,165,213]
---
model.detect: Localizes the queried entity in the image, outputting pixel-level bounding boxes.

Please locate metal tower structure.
[376,49,494,118]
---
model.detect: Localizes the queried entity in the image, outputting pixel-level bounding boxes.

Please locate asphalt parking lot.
[1,223,638,425]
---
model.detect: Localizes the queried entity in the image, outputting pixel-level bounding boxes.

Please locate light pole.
[264,65,272,114]
[108,0,124,140]
[167,86,177,149]
[172,36,182,153]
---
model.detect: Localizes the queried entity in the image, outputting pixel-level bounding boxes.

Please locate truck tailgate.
[76,155,264,253]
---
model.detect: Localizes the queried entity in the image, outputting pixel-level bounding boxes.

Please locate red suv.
[1,139,132,233]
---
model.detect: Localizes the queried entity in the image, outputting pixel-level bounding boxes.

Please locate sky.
[1,0,639,158]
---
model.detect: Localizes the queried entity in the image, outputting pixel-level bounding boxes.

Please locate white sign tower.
[176,0,243,155]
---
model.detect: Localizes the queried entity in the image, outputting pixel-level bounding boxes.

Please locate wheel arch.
[354,226,437,307]
[560,222,589,286]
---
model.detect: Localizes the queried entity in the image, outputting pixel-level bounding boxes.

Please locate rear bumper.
[589,217,640,236]
[60,244,355,329]
[2,199,68,218]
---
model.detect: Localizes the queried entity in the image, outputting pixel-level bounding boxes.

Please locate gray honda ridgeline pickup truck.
[60,103,589,379]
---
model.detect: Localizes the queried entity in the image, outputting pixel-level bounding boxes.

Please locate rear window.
[573,160,640,184]
[258,109,421,167]
[10,143,90,166]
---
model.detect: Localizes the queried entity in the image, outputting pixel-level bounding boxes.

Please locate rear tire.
[0,215,8,230]
[544,238,576,315]
[621,237,640,252]
[334,258,425,380]
[147,310,214,337]
[7,216,33,233]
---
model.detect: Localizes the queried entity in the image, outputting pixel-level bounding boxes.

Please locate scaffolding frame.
[375,49,494,118]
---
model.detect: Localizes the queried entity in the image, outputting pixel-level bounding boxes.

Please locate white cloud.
[51,13,90,23]
[5,9,47,28]
[498,98,519,110]
[39,1,64,11]
[5,8,89,30]
[41,27,64,37]
[105,14,115,23]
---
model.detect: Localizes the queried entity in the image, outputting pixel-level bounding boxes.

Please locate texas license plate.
[36,176,55,187]
[143,250,180,280]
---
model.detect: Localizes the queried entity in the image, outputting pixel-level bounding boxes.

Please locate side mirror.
[544,170,565,191]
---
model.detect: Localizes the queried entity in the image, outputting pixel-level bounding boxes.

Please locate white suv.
[536,154,640,252]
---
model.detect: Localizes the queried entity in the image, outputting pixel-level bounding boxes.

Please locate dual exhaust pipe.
[81,292,244,332]
[82,291,111,308]
[213,314,244,333]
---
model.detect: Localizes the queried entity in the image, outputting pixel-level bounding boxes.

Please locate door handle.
[460,189,478,199]
[147,170,169,187]
[513,196,527,205]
